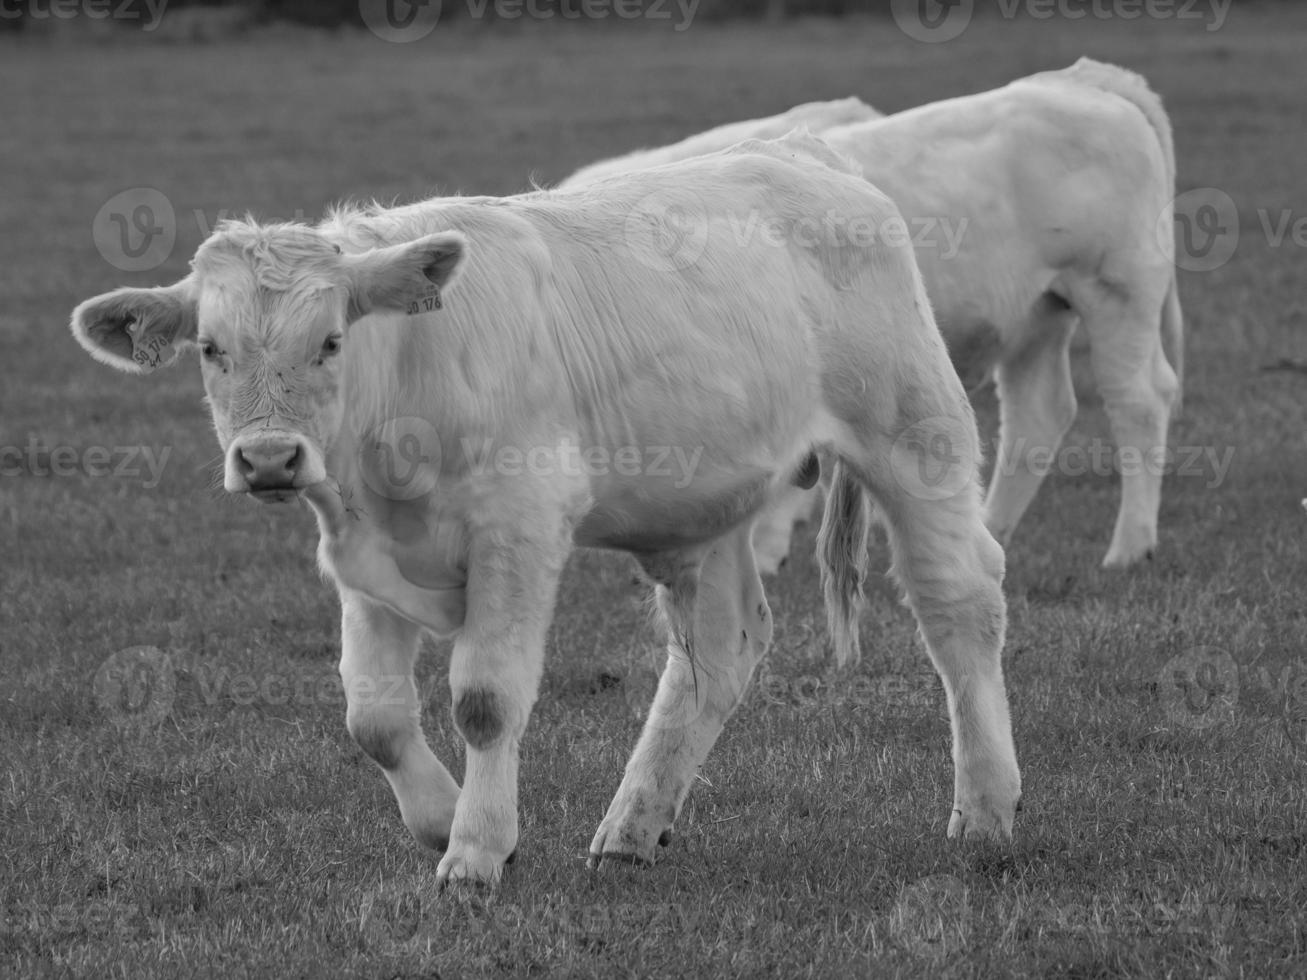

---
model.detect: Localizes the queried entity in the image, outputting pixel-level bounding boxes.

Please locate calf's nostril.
[235,448,256,478]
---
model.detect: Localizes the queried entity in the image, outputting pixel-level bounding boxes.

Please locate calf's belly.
[573,468,776,553]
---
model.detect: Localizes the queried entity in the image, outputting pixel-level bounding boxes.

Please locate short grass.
[4,8,1307,978]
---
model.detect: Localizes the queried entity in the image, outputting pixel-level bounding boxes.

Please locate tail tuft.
[816,460,870,666]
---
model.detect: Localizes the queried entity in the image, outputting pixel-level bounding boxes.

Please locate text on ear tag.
[406,285,442,316]
[128,320,175,369]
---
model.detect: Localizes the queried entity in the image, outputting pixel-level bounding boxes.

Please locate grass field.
[4,7,1307,978]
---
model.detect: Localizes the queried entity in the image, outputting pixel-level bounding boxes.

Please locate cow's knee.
[454,687,505,751]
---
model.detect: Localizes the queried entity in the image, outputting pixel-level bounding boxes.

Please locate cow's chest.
[315,495,467,637]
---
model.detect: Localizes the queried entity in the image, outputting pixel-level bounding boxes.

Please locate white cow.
[71,133,1019,885]
[568,60,1183,571]
[559,97,880,188]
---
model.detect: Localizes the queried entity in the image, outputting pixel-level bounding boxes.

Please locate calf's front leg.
[340,590,461,852]
[438,534,568,885]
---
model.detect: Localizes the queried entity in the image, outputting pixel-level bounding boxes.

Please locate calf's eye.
[321,336,342,357]
[200,340,219,360]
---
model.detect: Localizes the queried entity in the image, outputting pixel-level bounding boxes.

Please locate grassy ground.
[4,7,1307,978]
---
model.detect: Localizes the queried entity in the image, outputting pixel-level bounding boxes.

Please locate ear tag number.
[127,320,175,370]
[405,285,443,317]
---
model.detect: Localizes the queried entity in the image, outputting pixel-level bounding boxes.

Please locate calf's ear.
[71,281,198,374]
[343,231,467,321]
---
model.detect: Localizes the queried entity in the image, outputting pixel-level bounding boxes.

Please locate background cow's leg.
[339,590,461,852]
[983,304,1079,548]
[438,534,568,885]
[590,523,772,866]
[852,444,1021,840]
[752,483,819,575]
[1081,291,1180,567]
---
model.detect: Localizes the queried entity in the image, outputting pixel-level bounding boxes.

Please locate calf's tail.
[816,460,870,666]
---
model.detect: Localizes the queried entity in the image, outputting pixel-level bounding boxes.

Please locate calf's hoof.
[946,796,1017,843]
[587,850,654,871]
[437,841,510,887]
[587,819,673,870]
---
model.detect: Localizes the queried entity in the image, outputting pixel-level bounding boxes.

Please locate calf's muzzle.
[225,433,316,501]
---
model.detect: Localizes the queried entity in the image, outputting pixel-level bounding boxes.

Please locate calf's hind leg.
[841,418,1021,837]
[590,523,772,866]
[880,465,1020,837]
[983,300,1079,548]
[1080,291,1179,568]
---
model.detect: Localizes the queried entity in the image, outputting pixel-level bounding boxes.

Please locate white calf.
[71,133,1019,884]
[823,58,1182,570]
[572,61,1183,570]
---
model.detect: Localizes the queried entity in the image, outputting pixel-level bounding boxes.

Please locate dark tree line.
[0,0,909,30]
[0,0,1287,31]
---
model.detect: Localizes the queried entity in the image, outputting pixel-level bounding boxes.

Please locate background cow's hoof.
[947,802,1016,843]
[753,547,788,577]
[752,524,794,576]
[436,844,508,886]
[1102,540,1157,568]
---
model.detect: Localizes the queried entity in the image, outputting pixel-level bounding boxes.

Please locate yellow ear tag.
[405,284,443,317]
[128,319,175,370]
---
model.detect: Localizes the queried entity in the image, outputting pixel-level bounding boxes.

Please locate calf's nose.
[235,443,302,491]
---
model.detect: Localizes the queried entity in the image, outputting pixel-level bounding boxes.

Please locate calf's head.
[71,221,465,502]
